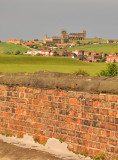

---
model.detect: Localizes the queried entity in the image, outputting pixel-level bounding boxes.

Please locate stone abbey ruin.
[43,30,86,44]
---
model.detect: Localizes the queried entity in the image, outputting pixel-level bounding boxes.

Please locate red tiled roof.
[26,42,32,45]
[7,39,16,42]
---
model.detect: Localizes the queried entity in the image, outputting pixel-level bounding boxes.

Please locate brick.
[93,101,98,107]
[115,118,118,124]
[100,109,108,115]
[106,146,115,152]
[109,139,117,146]
[109,110,117,116]
[47,90,53,95]
[108,96,118,102]
[82,120,91,126]
[100,144,106,151]
[100,137,108,143]
[108,124,117,131]
[68,131,75,136]
[61,129,67,134]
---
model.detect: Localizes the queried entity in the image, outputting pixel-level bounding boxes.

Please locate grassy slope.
[75,39,107,43]
[56,43,118,54]
[0,43,28,54]
[0,55,110,75]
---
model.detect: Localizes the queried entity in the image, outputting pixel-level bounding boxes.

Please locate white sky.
[0,0,118,41]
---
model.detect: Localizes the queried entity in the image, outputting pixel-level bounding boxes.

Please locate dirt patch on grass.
[0,71,118,94]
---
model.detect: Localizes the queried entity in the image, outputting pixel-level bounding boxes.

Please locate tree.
[98,55,102,59]
[64,38,69,43]
[97,63,118,77]
[100,57,106,62]
[75,40,80,45]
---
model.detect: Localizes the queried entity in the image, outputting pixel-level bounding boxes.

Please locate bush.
[100,57,106,62]
[36,53,40,56]
[15,50,21,55]
[97,63,118,77]
[75,40,80,45]
[64,38,69,43]
[73,69,90,76]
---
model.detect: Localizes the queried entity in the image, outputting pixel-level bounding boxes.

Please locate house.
[7,39,23,45]
[76,57,83,60]
[107,40,118,44]
[72,50,81,56]
[94,59,100,62]
[40,50,50,56]
[106,55,118,63]
[26,41,33,46]
[84,51,90,56]
[25,50,41,56]
[61,50,77,58]
[87,55,93,62]
[107,40,114,43]
[50,51,58,56]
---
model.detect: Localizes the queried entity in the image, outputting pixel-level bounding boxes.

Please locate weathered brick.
[109,110,117,116]
[0,85,118,157]
[109,139,117,146]
[100,109,108,115]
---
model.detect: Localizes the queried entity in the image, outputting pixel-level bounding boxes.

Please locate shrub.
[97,63,118,77]
[15,50,21,55]
[64,38,69,43]
[34,137,39,143]
[36,53,40,56]
[75,40,80,45]
[73,69,90,76]
[100,57,106,62]
[59,138,64,143]
[80,149,88,157]
[94,153,106,160]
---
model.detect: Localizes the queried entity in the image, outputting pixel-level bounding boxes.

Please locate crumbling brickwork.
[0,85,117,156]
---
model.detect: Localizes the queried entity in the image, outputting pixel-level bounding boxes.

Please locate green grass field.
[0,55,112,76]
[56,43,118,54]
[0,43,28,54]
[74,39,107,44]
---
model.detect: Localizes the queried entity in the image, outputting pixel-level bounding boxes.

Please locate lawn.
[0,43,28,54]
[56,43,118,54]
[0,55,111,76]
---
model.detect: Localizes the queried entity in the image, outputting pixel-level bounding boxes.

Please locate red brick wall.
[0,85,118,156]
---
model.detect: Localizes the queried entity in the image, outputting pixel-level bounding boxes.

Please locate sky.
[0,0,118,41]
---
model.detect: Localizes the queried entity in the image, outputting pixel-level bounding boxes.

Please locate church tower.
[83,30,86,40]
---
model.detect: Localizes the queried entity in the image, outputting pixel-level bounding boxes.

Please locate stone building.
[43,34,61,44]
[7,39,23,45]
[61,30,86,43]
[43,30,86,44]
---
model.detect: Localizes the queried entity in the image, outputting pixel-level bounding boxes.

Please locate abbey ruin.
[43,30,86,44]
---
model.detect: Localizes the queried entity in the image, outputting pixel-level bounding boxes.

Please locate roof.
[41,50,50,52]
[52,37,61,40]
[7,39,16,42]
[26,42,32,45]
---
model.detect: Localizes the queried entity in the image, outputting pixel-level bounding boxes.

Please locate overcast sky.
[0,0,117,41]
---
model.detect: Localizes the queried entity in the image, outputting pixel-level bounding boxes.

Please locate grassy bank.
[0,43,28,54]
[56,43,118,54]
[0,55,111,75]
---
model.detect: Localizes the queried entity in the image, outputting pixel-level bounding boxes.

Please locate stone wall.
[0,85,117,156]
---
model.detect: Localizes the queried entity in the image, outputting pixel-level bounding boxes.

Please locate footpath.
[0,135,92,160]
